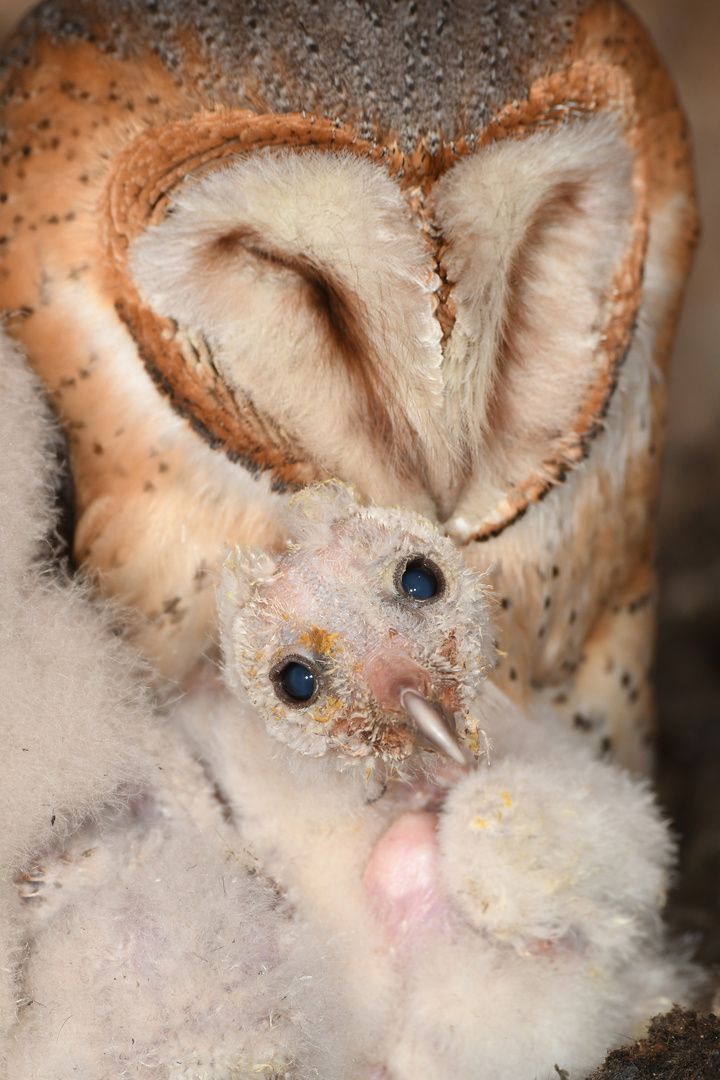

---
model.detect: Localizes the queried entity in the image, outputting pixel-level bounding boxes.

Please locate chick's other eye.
[272,659,317,706]
[402,563,437,599]
[395,556,445,602]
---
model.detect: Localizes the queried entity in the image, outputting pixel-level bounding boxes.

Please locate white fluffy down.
[0,340,701,1078]
[0,339,354,1078]
[410,689,691,1080]
[440,720,671,959]
[0,334,153,1039]
[172,670,699,1080]
[6,729,354,1080]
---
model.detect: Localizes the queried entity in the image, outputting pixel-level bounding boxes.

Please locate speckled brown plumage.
[3,0,582,152]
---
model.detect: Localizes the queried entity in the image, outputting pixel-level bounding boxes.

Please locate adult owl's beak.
[400,688,467,766]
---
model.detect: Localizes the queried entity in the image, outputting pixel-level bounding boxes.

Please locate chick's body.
[208,485,699,1077]
[7,484,701,1080]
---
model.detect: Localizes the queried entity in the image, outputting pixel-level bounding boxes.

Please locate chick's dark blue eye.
[279,661,316,703]
[402,565,437,599]
[398,557,444,601]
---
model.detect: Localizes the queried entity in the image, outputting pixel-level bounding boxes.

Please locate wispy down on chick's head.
[220,483,495,780]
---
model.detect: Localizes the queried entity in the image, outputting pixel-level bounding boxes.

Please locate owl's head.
[220,483,494,775]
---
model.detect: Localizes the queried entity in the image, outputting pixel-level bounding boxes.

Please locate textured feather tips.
[220,482,494,775]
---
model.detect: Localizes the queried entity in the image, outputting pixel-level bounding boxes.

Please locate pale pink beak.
[400,689,467,766]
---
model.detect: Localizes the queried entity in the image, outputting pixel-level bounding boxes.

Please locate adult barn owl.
[0,0,697,770]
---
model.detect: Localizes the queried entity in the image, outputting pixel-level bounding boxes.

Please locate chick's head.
[220,484,494,777]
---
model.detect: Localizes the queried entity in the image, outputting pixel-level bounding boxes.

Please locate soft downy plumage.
[0,371,702,1074]
[0,329,153,1040]
[0,338,356,1079]
[2,443,702,1076]
[7,728,357,1080]
[185,483,700,1079]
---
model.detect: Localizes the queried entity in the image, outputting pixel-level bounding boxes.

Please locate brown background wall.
[628,0,720,965]
[0,0,31,40]
[2,0,719,956]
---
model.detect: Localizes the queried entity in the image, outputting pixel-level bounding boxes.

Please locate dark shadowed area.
[587,1007,720,1079]
[631,0,720,970]
[1,0,718,970]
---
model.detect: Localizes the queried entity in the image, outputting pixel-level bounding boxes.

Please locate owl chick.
[219,481,495,783]
[0,325,701,1080]
[5,726,357,1080]
[6,483,700,1080]
[203,484,701,1078]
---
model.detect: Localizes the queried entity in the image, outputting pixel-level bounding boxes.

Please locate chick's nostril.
[364,653,430,713]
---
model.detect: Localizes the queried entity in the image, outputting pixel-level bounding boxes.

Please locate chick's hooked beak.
[363,652,467,766]
[400,689,467,766]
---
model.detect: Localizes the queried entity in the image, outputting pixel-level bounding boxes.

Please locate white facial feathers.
[436,116,634,444]
[437,115,638,533]
[130,151,450,506]
[130,115,637,529]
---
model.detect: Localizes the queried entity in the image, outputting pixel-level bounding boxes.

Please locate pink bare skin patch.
[363,810,455,946]
[363,799,584,965]
[363,649,430,713]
